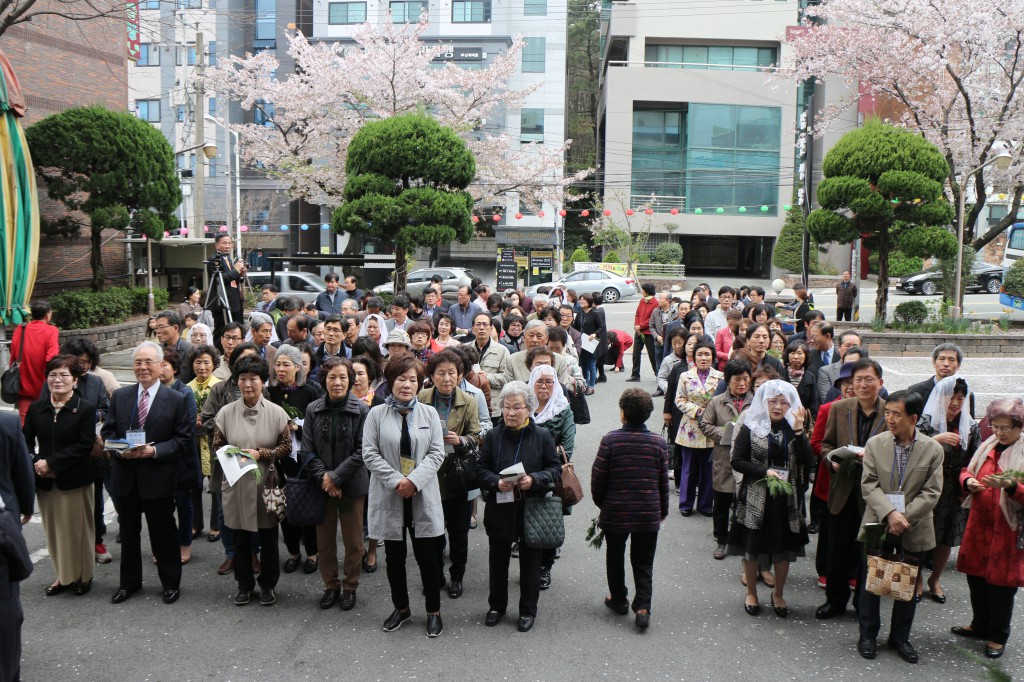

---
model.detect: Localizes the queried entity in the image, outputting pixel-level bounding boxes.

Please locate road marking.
[30,548,49,564]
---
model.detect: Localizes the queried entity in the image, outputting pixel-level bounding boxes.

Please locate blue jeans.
[581,351,598,388]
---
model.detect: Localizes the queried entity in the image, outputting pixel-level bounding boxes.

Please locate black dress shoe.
[626,377,640,382]
[362,555,378,574]
[815,602,845,620]
[635,611,650,629]
[339,590,356,611]
[888,638,919,664]
[926,590,947,604]
[679,510,692,517]
[770,595,788,618]
[383,608,412,632]
[111,587,138,604]
[234,589,253,606]
[283,557,300,573]
[485,610,505,626]
[162,589,180,604]
[517,615,535,632]
[259,589,277,606]
[807,521,820,535]
[596,376,607,383]
[72,579,93,596]
[713,544,727,560]
[951,625,985,639]
[46,583,71,596]
[858,637,877,659]
[426,613,443,638]
[604,597,629,615]
[319,588,340,610]
[985,644,1006,659]
[538,568,551,590]
[744,601,760,616]
[302,557,319,574]
[447,580,463,599]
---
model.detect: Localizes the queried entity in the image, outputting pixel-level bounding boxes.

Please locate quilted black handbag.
[523,494,565,549]
[284,457,327,526]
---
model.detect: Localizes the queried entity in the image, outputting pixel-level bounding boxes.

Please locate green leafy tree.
[567,246,591,265]
[26,106,181,291]
[332,113,475,292]
[653,242,683,264]
[565,0,600,172]
[773,197,818,273]
[807,120,955,320]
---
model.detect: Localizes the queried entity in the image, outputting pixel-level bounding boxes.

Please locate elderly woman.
[213,355,291,607]
[674,340,722,517]
[302,356,370,612]
[728,380,810,617]
[362,353,447,638]
[24,356,98,596]
[418,350,482,600]
[591,388,669,630]
[954,398,1024,659]
[188,323,212,348]
[268,343,321,575]
[408,320,435,365]
[700,359,753,560]
[187,345,221,541]
[915,375,981,603]
[527,363,575,591]
[360,313,388,354]
[477,381,561,633]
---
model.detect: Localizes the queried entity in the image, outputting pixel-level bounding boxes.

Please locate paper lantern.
[559,209,567,217]
[694,208,703,215]
[260,225,268,232]
[280,225,289,231]
[515,212,523,220]
[321,223,330,230]
[669,208,678,215]
[738,206,747,213]
[644,208,653,215]
[538,211,545,218]
[716,207,725,214]
[625,209,634,216]
[782,204,791,211]
[164,231,170,237]
[203,226,209,233]
[761,205,770,212]
[240,225,249,232]
[471,215,479,223]
[300,224,309,231]
[603,209,611,217]
[219,225,228,232]
[180,228,189,235]
[581,210,590,217]
[492,214,502,222]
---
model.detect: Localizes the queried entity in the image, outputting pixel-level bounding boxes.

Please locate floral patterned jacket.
[674,367,723,449]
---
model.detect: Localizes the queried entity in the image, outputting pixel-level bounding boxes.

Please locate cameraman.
[206,234,245,348]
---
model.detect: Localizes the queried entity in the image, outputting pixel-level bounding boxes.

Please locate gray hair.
[532,293,549,308]
[132,340,164,362]
[272,343,306,385]
[932,342,963,364]
[249,311,273,330]
[498,380,538,413]
[523,319,548,334]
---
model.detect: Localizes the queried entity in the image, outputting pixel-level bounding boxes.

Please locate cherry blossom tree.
[204,18,587,213]
[776,0,1024,250]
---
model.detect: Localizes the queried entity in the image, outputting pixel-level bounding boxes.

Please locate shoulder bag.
[553,446,583,507]
[262,462,287,525]
[865,549,919,602]
[1,324,25,404]
[441,440,478,497]
[284,457,327,526]
[523,494,565,549]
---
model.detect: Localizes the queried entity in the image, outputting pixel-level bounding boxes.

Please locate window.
[520,108,544,143]
[644,44,777,71]
[255,0,276,41]
[187,45,197,65]
[1009,227,1024,250]
[989,204,1009,226]
[518,198,536,216]
[176,105,185,122]
[254,101,275,127]
[452,0,489,22]
[136,99,160,122]
[208,97,217,117]
[137,43,160,66]
[631,109,685,203]
[140,0,159,8]
[328,2,367,23]
[390,0,427,21]
[289,276,320,293]
[524,0,546,14]
[522,37,546,73]
[176,0,200,7]
[208,41,217,67]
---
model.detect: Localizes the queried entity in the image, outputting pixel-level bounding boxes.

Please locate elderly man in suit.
[816,358,888,620]
[908,342,974,417]
[0,412,34,682]
[817,331,862,405]
[856,390,943,663]
[206,233,245,345]
[102,341,192,605]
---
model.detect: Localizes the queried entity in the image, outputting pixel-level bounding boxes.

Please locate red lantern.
[581,210,589,217]
[492,214,502,222]
[670,208,679,215]
[645,208,654,215]
[626,209,635,216]
[559,209,567,217]
[471,215,479,223]
[538,211,545,218]
[603,209,611,216]
[164,231,170,237]
[219,225,228,232]
[515,212,523,220]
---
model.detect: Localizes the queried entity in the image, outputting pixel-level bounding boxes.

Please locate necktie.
[138,388,150,428]
[821,350,829,365]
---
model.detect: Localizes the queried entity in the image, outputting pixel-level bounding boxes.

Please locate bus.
[1003,222,1024,267]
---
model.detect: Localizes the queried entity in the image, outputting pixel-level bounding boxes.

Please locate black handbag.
[566,383,591,425]
[523,494,565,549]
[1,325,25,404]
[441,442,478,498]
[284,457,327,526]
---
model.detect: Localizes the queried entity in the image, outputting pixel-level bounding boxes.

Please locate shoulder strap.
[14,324,25,362]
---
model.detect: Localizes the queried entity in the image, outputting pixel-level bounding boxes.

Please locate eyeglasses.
[990,424,1019,434]
[48,372,73,380]
[154,325,173,331]
[223,335,243,341]
[502,404,528,412]
[767,398,791,408]
[133,359,158,367]
[534,379,555,386]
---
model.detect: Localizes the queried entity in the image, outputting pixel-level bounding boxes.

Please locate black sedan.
[898,261,1004,296]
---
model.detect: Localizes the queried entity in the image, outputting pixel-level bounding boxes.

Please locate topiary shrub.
[1004,257,1024,298]
[653,242,683,265]
[602,250,620,263]
[894,300,928,326]
[887,250,924,278]
[568,246,590,265]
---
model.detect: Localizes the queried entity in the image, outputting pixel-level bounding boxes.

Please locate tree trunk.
[874,224,889,322]
[90,226,105,292]
[394,249,408,293]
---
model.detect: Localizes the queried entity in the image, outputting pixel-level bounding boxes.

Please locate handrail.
[607,60,778,72]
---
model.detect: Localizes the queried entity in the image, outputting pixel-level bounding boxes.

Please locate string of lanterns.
[159,223,334,237]
[471,204,795,223]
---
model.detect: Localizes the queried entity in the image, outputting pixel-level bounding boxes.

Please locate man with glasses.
[101,341,192,605]
[154,311,193,383]
[316,315,351,363]
[214,323,245,380]
[817,330,862,405]
[465,311,509,417]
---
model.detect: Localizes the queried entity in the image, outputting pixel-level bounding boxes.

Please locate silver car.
[526,269,638,303]
[374,267,477,301]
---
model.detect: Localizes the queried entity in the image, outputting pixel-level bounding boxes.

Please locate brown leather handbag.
[553,446,583,507]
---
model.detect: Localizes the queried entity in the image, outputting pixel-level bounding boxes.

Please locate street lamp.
[205,115,242,261]
[950,150,1013,319]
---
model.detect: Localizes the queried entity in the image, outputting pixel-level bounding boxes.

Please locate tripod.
[207,267,233,325]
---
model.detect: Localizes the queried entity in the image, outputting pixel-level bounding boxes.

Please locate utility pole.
[193,31,206,236]
[800,93,814,290]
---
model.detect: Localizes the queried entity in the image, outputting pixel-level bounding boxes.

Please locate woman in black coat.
[301,356,370,611]
[573,293,606,390]
[477,381,561,633]
[23,355,98,596]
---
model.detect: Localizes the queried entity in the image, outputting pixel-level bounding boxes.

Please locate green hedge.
[51,287,169,329]
[653,242,683,265]
[894,300,928,326]
[1002,257,1024,298]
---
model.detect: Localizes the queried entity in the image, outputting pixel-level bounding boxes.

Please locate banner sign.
[126,0,141,62]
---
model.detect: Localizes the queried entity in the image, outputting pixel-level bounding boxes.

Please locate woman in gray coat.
[362,353,447,638]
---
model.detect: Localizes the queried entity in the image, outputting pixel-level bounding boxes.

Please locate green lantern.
[716,207,725,214]
[760,205,769,212]
[694,208,703,214]
[738,206,747,213]
[783,204,791,210]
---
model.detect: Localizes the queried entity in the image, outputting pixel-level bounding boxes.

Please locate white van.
[1003,222,1024,268]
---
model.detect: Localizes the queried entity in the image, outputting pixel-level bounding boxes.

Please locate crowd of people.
[1,262,1022,679]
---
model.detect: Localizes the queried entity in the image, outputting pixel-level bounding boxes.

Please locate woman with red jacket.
[11,301,61,423]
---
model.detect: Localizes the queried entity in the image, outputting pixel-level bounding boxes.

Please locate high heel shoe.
[362,554,378,574]
[770,594,789,618]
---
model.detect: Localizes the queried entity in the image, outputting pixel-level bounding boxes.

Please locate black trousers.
[385,526,442,613]
[93,474,107,544]
[115,490,181,591]
[0,567,22,682]
[281,519,318,557]
[836,307,853,322]
[825,495,862,609]
[858,546,922,642]
[630,333,657,378]
[814,498,831,577]
[234,526,280,592]
[672,443,683,488]
[712,491,734,544]
[967,574,1019,645]
[488,533,542,617]
[438,493,469,581]
[605,530,659,612]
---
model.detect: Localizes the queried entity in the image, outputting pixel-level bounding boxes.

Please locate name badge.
[496,490,515,504]
[886,493,906,513]
[126,429,147,448]
[769,467,790,482]
[400,456,416,477]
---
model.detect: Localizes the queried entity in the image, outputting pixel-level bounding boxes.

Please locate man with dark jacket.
[314,273,345,316]
[627,283,659,382]
[908,343,973,417]
[0,411,33,682]
[835,270,858,321]
[206,234,245,344]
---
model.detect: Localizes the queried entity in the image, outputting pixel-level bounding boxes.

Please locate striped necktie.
[138,388,150,428]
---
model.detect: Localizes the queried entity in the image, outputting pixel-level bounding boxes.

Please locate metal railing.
[607,60,778,73]
[629,194,686,211]
[573,261,686,280]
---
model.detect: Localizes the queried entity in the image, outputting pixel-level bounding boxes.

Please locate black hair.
[155,310,182,329]
[547,326,568,346]
[692,340,717,366]
[724,358,753,384]
[619,388,654,424]
[228,342,258,368]
[188,344,221,370]
[886,390,924,420]
[324,272,340,283]
[850,357,883,379]
[60,337,101,368]
[232,355,270,384]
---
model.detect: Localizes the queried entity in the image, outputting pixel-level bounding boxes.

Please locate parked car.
[245,271,327,304]
[373,267,477,300]
[898,261,1004,296]
[525,269,638,303]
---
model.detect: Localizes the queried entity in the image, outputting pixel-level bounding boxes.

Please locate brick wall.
[34,234,129,297]
[857,331,1020,358]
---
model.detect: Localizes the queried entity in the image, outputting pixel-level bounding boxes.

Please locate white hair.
[498,380,538,413]
[532,293,549,308]
[132,340,164,362]
[272,343,306,385]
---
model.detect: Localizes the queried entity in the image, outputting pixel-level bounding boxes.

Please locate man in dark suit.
[421,287,449,323]
[816,358,887,620]
[787,309,825,345]
[907,343,974,417]
[0,412,34,682]
[806,321,841,375]
[102,341,192,605]
[206,233,245,348]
